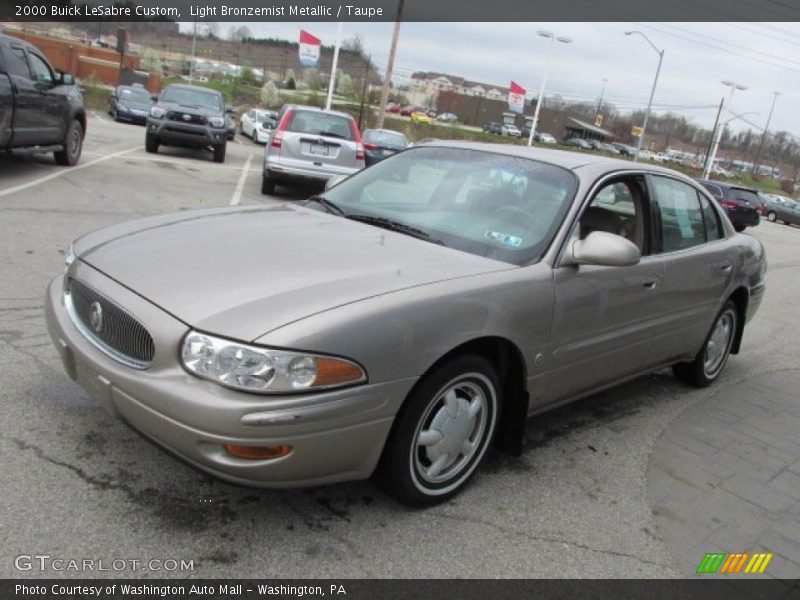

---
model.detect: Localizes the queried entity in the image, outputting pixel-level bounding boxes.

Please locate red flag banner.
[508,81,526,114]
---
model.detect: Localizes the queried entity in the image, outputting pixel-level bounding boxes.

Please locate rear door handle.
[720,263,733,273]
[643,279,659,290]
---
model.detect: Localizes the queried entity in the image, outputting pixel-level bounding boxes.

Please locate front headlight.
[181,331,366,394]
[150,106,166,118]
[208,116,225,128]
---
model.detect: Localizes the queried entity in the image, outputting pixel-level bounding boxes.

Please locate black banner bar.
[2,579,799,600]
[3,0,800,22]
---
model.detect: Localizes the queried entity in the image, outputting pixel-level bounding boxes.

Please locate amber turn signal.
[314,357,365,387]
[223,444,293,460]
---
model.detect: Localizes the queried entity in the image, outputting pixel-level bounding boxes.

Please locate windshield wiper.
[302,195,345,216]
[345,215,444,245]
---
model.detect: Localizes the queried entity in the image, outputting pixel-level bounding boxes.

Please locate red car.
[399,105,426,117]
[387,104,402,114]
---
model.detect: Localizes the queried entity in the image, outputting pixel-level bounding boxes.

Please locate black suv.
[0,33,85,165]
[146,84,231,163]
[697,179,760,232]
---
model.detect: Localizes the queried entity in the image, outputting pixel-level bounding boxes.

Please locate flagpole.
[325,22,343,111]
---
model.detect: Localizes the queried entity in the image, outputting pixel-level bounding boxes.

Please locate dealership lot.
[1,116,799,580]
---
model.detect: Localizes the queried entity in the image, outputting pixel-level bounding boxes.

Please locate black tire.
[145,132,159,154]
[673,300,738,388]
[733,222,746,233]
[261,175,276,195]
[54,119,83,166]
[767,211,777,222]
[374,354,501,507]
[213,142,226,163]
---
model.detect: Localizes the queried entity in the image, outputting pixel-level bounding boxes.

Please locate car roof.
[419,140,693,176]
[697,179,758,193]
[164,83,222,95]
[281,104,354,119]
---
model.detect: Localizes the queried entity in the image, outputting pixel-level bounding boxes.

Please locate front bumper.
[45,267,415,488]
[146,117,227,148]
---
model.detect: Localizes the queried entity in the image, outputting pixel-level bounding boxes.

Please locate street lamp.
[526,30,572,147]
[702,80,748,179]
[625,31,664,162]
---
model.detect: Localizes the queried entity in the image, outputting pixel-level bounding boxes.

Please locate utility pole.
[702,80,747,180]
[594,78,607,120]
[377,0,404,129]
[527,31,572,147]
[625,31,664,162]
[702,97,725,177]
[752,91,780,176]
[358,55,371,129]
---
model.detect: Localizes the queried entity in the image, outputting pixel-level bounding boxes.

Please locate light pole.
[377,0,405,129]
[526,30,571,147]
[625,31,664,162]
[702,80,747,179]
[752,91,780,176]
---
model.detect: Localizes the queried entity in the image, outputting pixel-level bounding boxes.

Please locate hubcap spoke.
[444,389,459,417]
[467,395,483,418]
[426,453,451,478]
[418,429,444,447]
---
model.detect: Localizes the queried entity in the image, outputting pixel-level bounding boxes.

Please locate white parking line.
[0,146,139,199]
[230,154,254,206]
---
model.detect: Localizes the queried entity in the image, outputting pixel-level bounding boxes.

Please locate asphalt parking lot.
[1,114,799,582]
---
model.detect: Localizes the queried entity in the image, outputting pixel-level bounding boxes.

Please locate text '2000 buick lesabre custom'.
[46,142,766,506]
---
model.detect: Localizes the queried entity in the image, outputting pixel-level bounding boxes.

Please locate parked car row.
[760,193,800,226]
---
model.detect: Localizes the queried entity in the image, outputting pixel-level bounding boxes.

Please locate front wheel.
[673,301,738,388]
[374,355,500,506]
[145,132,159,154]
[767,212,777,222]
[213,142,226,163]
[54,119,83,166]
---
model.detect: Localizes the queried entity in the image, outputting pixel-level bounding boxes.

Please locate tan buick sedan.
[46,142,766,506]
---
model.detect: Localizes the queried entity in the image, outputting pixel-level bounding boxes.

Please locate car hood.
[75,205,511,341]
[156,101,221,117]
[119,100,151,111]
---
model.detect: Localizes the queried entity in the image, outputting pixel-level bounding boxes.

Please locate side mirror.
[570,231,641,267]
[58,72,75,85]
[325,175,347,191]
[151,95,158,102]
[225,106,234,114]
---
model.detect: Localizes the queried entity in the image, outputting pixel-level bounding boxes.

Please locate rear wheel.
[213,142,226,163]
[767,211,777,222]
[54,119,83,166]
[374,355,500,506]
[673,301,738,388]
[261,175,276,195]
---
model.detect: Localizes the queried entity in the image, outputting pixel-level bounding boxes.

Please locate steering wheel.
[492,205,534,227]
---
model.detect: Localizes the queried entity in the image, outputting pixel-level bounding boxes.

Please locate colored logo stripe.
[745,553,773,574]
[696,552,773,574]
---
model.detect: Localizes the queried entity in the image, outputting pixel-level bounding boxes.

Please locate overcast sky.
[182,22,800,135]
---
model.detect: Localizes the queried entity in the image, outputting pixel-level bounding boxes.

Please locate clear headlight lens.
[208,116,225,128]
[181,331,366,394]
[150,106,166,118]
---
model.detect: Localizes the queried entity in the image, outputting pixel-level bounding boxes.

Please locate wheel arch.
[729,286,749,355]
[395,336,529,458]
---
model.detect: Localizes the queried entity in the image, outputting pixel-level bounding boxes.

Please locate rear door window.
[652,176,707,252]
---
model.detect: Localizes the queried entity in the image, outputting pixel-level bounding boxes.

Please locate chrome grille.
[66,279,155,369]
[166,111,207,125]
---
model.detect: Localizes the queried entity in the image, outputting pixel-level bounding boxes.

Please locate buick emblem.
[89,301,103,333]
[182,114,192,121]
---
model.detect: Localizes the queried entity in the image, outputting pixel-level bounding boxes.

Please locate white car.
[240,109,277,144]
[536,132,557,144]
[501,124,521,137]
[436,112,458,123]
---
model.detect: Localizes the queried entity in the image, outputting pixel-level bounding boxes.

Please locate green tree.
[260,81,279,107]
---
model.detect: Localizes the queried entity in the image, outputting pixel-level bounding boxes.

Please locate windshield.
[160,87,223,111]
[119,88,151,103]
[364,130,408,148]
[323,146,578,265]
[286,110,354,140]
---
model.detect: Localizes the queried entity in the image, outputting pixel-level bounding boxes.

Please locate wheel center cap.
[425,398,475,462]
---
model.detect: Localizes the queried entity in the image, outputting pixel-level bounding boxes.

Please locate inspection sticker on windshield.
[485,231,523,247]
